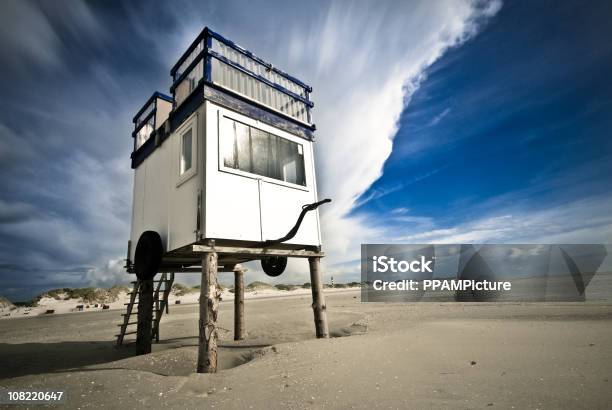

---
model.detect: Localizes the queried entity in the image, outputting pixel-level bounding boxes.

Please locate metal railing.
[170,28,313,126]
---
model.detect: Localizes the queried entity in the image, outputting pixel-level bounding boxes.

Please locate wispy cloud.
[428,107,452,126]
[327,192,612,280]
[390,207,410,215]
[354,184,404,208]
[0,0,105,73]
[287,1,505,267]
[395,194,612,244]
[0,0,62,69]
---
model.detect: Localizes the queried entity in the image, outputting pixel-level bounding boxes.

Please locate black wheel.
[134,231,163,280]
[261,256,287,277]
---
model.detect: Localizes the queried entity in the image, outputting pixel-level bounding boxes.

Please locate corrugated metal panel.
[168,31,313,126]
[135,120,154,149]
[211,58,309,123]
[134,102,155,128]
[175,40,205,80]
[175,60,204,107]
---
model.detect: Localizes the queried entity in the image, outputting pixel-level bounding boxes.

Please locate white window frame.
[217,111,310,192]
[176,114,198,187]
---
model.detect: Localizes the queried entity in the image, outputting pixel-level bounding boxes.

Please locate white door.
[257,127,319,245]
[205,104,262,241]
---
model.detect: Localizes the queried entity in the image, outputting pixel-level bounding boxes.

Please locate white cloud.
[278,0,504,276]
[354,184,404,208]
[397,195,612,244]
[391,207,410,215]
[0,0,104,72]
[85,258,129,288]
[326,193,612,280]
[429,107,452,126]
[0,0,62,68]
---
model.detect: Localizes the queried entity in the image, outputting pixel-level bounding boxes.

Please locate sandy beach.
[0,285,358,320]
[1,289,611,409]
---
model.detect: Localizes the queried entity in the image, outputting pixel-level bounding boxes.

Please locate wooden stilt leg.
[136,279,153,355]
[197,252,219,373]
[308,257,329,338]
[233,265,245,341]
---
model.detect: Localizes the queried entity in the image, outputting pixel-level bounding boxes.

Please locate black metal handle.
[260,198,332,247]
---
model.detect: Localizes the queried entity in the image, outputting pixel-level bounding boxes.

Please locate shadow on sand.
[0,316,370,379]
[0,340,135,379]
[0,338,277,379]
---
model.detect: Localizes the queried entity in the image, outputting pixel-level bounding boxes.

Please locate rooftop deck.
[170,27,313,126]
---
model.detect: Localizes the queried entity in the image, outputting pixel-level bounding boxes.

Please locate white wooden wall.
[130,100,322,260]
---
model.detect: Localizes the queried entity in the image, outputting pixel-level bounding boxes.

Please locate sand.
[1,290,611,409]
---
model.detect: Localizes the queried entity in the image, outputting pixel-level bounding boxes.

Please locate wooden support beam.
[233,265,246,341]
[136,279,153,355]
[155,266,239,273]
[197,252,220,373]
[308,257,329,338]
[192,244,324,258]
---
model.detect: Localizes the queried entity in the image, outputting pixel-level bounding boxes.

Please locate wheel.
[261,256,287,277]
[134,231,163,280]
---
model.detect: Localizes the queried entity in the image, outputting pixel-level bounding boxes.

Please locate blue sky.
[0,0,611,301]
[350,0,612,247]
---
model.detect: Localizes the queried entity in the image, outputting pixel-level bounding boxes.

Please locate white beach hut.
[121,28,330,369]
[127,28,329,278]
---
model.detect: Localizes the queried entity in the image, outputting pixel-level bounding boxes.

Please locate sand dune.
[0,285,360,320]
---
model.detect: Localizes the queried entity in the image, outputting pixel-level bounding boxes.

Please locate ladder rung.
[124,300,160,305]
[122,309,162,315]
[129,291,166,295]
[131,280,165,284]
[118,275,172,344]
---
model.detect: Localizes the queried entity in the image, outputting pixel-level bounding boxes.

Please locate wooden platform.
[139,240,325,273]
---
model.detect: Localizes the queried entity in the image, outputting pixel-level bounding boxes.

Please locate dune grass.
[36,285,131,304]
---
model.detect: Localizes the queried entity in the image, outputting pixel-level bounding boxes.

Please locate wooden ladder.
[115,272,175,346]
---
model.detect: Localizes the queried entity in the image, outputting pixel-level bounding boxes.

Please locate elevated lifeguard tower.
[121,28,330,372]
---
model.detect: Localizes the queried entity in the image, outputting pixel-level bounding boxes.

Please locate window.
[180,129,193,175]
[176,117,197,186]
[220,117,306,186]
